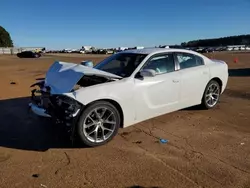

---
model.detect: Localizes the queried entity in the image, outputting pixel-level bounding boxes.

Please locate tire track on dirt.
[54,152,71,175]
[120,119,250,186]
[134,143,202,188]
[119,127,202,187]
[151,121,250,175]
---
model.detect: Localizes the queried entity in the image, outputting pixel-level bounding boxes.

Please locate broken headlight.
[51,95,82,114]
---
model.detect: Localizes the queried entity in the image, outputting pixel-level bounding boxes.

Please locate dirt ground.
[0,52,249,188]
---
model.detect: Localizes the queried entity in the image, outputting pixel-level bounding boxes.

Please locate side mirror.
[139,69,156,77]
[81,60,94,68]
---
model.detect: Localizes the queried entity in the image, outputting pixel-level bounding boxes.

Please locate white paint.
[178,65,210,107]
[133,71,181,122]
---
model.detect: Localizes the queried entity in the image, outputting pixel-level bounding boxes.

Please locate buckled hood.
[44,61,122,94]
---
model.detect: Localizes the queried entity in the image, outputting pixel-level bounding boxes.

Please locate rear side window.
[195,55,204,66]
[175,52,204,69]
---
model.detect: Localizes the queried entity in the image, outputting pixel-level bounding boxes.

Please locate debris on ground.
[159,139,168,144]
[40,184,47,188]
[133,141,142,144]
[32,174,40,178]
[10,81,16,85]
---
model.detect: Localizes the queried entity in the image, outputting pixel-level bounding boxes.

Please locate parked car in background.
[200,48,215,53]
[29,48,228,147]
[194,47,204,53]
[17,51,41,58]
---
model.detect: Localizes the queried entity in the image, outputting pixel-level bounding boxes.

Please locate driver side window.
[142,53,175,74]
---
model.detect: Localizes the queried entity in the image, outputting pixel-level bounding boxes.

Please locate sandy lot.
[0,52,249,188]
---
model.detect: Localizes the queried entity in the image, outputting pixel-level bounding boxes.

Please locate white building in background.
[0,47,45,54]
[20,47,45,52]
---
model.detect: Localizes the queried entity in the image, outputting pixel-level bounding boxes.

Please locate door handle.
[172,79,179,83]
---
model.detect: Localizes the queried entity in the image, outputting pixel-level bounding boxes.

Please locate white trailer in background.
[118,47,128,51]
[135,46,144,49]
[226,45,246,51]
[226,47,233,51]
[80,46,94,53]
[63,48,73,53]
[82,46,92,51]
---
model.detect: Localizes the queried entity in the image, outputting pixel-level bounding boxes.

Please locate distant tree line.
[0,26,13,47]
[181,34,250,47]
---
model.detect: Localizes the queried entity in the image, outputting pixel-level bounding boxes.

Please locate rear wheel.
[201,80,221,109]
[77,101,120,147]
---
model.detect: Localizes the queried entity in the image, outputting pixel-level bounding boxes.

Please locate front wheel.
[201,80,221,109]
[77,101,120,147]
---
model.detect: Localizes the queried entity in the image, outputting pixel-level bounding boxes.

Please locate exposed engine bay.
[30,74,116,118]
[72,74,115,91]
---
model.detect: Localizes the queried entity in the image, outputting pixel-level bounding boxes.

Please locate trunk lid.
[44,61,122,94]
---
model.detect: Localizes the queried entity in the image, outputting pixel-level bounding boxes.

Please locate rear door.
[174,52,210,108]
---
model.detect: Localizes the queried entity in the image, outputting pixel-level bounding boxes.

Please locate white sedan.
[29,48,228,147]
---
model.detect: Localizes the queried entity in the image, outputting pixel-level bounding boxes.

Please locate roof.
[120,47,194,55]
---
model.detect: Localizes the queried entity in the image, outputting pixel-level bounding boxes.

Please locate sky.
[1,0,250,49]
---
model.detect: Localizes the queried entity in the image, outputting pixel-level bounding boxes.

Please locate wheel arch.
[199,77,222,109]
[83,99,124,128]
[201,77,223,103]
[210,77,223,92]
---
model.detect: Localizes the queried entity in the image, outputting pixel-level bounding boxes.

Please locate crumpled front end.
[28,60,122,141]
[29,80,83,127]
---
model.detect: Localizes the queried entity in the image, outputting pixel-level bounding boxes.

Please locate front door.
[133,53,181,122]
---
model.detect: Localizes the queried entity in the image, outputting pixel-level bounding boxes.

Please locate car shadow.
[229,68,250,77]
[36,77,45,80]
[181,105,205,111]
[0,96,84,152]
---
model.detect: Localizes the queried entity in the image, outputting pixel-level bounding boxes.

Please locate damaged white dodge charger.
[29,48,228,147]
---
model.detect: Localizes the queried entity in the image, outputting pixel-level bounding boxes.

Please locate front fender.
[63,80,136,127]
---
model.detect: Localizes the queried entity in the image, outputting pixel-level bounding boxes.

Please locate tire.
[77,101,120,147]
[201,80,221,109]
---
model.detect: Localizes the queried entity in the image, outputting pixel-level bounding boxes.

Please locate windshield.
[94,53,147,77]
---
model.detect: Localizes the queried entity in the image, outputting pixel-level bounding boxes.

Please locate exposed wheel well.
[84,99,124,128]
[210,77,223,92]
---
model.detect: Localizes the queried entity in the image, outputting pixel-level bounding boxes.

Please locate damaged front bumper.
[29,102,51,118]
[29,81,84,140]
